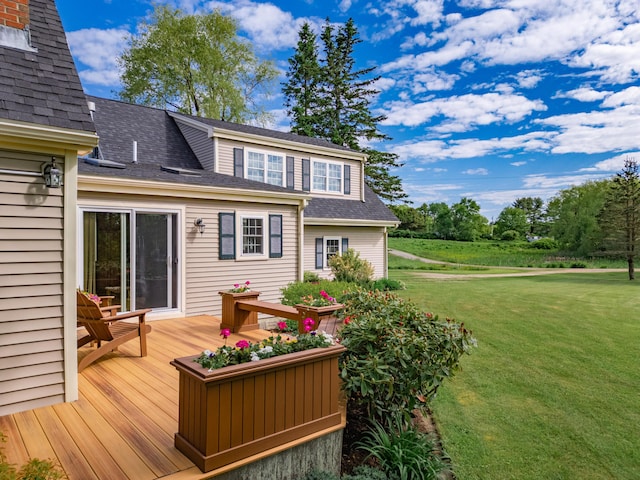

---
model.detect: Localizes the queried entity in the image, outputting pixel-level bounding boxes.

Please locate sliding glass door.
[82,209,179,312]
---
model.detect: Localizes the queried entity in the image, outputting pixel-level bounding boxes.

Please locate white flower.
[203,349,212,356]
[259,346,273,354]
[250,352,261,362]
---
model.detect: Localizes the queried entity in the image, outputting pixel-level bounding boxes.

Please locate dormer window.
[312,160,342,193]
[246,150,284,187]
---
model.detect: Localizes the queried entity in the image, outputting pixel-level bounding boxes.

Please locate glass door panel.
[135,213,177,310]
[83,212,130,310]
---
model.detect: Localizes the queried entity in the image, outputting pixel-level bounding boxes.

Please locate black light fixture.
[42,157,62,188]
[194,218,206,235]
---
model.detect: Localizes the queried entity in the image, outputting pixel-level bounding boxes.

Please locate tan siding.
[0,150,65,416]
[185,200,299,316]
[215,138,363,200]
[304,226,386,280]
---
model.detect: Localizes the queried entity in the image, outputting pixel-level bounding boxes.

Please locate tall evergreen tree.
[283,18,407,203]
[282,23,322,137]
[598,158,640,280]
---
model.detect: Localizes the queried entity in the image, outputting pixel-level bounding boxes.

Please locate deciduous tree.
[118,6,277,123]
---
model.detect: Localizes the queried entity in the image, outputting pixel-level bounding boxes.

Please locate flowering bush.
[299,290,337,307]
[228,280,251,293]
[79,289,101,304]
[194,325,335,371]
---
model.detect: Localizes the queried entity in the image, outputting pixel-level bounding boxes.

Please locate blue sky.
[57,0,640,220]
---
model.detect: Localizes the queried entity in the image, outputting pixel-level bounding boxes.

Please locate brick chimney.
[0,0,29,30]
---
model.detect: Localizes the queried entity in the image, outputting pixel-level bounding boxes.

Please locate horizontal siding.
[304,226,386,280]
[216,138,363,201]
[0,150,66,417]
[185,200,299,316]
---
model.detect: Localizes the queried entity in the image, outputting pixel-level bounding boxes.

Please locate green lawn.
[389,237,627,268]
[390,268,640,479]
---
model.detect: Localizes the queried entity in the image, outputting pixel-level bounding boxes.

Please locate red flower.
[236,340,250,349]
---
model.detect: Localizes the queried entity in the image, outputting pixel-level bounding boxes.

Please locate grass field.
[389,237,627,269]
[388,251,640,479]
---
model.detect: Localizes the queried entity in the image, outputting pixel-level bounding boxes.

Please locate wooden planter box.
[219,290,260,333]
[295,304,344,333]
[171,344,346,473]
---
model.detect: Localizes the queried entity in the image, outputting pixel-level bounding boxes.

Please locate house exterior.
[78,96,398,319]
[0,0,98,415]
[0,0,396,417]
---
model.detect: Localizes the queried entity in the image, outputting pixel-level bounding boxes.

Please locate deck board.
[0,314,343,480]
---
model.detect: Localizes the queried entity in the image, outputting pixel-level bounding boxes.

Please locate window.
[315,236,349,269]
[242,217,264,255]
[219,212,283,260]
[312,160,342,193]
[246,150,284,186]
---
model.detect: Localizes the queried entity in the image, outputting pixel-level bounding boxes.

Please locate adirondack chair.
[77,291,152,372]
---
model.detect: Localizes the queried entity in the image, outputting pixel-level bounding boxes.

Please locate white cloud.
[522,173,610,189]
[561,87,612,102]
[537,105,640,154]
[382,92,547,131]
[516,70,543,89]
[510,161,527,167]
[579,152,640,172]
[66,28,129,87]
[463,168,489,175]
[392,131,556,161]
[601,86,640,107]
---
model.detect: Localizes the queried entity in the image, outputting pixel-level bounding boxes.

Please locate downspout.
[383,226,389,279]
[361,155,366,202]
[298,198,308,282]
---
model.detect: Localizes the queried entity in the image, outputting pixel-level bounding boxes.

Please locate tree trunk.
[627,256,635,280]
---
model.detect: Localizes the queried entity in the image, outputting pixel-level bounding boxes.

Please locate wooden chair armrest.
[102,308,152,323]
[100,304,121,316]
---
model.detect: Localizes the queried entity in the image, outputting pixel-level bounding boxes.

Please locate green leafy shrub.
[280,280,356,306]
[338,289,476,425]
[356,416,444,480]
[371,278,406,291]
[303,271,321,283]
[500,229,520,241]
[303,466,388,480]
[570,262,587,268]
[329,249,374,284]
[0,432,67,480]
[528,238,558,250]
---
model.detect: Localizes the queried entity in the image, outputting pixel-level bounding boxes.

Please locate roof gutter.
[78,174,310,207]
[304,217,399,228]
[0,118,98,154]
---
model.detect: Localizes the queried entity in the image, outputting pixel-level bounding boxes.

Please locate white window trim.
[245,148,285,187]
[237,213,268,260]
[311,159,343,194]
[323,236,342,269]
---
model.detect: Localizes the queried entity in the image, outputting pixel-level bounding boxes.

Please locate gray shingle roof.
[179,113,356,153]
[0,0,95,132]
[305,184,399,223]
[82,96,397,224]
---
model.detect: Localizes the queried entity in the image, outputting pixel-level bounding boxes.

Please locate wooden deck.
[0,314,344,480]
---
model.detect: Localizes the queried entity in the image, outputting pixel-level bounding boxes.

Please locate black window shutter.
[269,214,283,258]
[315,238,323,269]
[219,212,236,260]
[342,237,349,253]
[286,156,295,189]
[302,158,310,192]
[233,148,244,178]
[344,165,351,195]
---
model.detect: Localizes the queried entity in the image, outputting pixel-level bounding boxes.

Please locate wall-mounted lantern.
[194,218,206,235]
[42,157,62,188]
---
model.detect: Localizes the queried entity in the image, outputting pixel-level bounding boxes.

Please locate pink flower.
[236,340,250,349]
[245,281,250,286]
[304,325,312,332]
[233,283,240,288]
[277,321,288,331]
[303,317,315,332]
[320,290,328,298]
[220,328,230,339]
